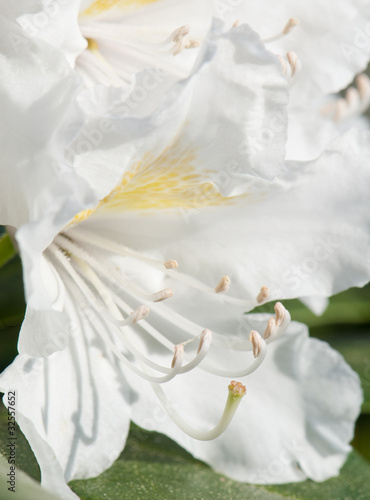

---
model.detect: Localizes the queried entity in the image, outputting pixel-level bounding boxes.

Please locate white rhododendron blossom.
[0,2,369,500]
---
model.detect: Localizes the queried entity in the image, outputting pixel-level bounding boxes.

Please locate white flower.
[0,17,368,500]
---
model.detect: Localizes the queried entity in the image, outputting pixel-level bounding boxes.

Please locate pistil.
[152,381,246,441]
[262,18,299,44]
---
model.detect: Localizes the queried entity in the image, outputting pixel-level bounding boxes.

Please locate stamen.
[179,329,212,374]
[61,251,185,383]
[263,317,275,341]
[197,329,212,355]
[215,275,231,294]
[274,302,285,327]
[186,40,200,49]
[232,20,241,28]
[62,234,261,377]
[62,230,289,360]
[55,233,175,306]
[201,331,267,377]
[263,302,290,343]
[286,51,298,77]
[164,259,179,269]
[95,328,186,384]
[321,73,370,122]
[171,345,184,368]
[278,51,301,85]
[152,288,174,302]
[278,55,288,75]
[263,17,299,43]
[52,236,214,380]
[356,73,370,100]
[52,230,287,393]
[155,24,200,56]
[257,286,269,304]
[130,305,150,325]
[168,25,191,44]
[282,18,299,35]
[151,380,246,440]
[249,330,263,358]
[172,38,200,56]
[70,228,255,309]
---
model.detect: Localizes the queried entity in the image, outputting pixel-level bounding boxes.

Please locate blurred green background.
[0,225,369,499]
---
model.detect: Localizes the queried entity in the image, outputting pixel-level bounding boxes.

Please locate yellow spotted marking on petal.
[70,144,239,225]
[82,0,160,17]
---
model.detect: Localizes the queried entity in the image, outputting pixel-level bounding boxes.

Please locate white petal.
[128,318,362,483]
[0,16,102,313]
[287,97,370,161]
[72,21,288,201]
[16,1,86,67]
[300,296,329,316]
[223,0,370,101]
[0,304,132,497]
[0,15,97,230]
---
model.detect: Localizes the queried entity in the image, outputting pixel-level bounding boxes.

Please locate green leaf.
[265,452,370,500]
[0,255,25,373]
[1,406,369,500]
[0,233,16,270]
[315,326,370,414]
[69,425,370,500]
[251,284,370,328]
[0,256,25,331]
[0,406,40,484]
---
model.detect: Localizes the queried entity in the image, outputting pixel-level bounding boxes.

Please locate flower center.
[77,2,200,86]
